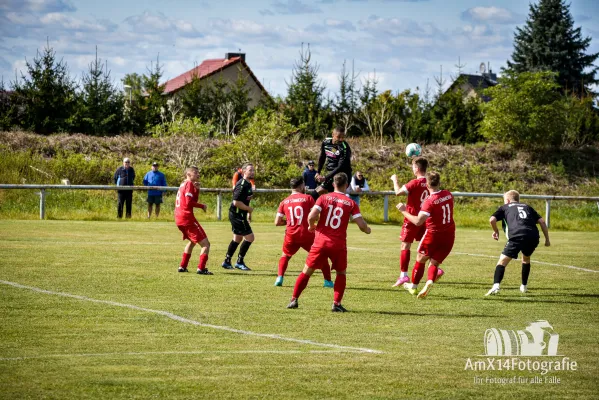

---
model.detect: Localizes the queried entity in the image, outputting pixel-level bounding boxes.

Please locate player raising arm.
[175,166,212,275]
[274,177,333,287]
[396,171,455,299]
[485,190,550,296]
[287,173,371,312]
[390,157,444,287]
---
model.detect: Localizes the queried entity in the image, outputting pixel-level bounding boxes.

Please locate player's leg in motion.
[486,254,512,296]
[405,256,427,295]
[223,235,242,269]
[417,259,440,299]
[330,248,348,311]
[287,265,315,308]
[235,233,254,271]
[322,261,333,288]
[394,240,412,287]
[276,253,291,286]
[179,241,195,272]
[196,237,213,275]
[520,254,531,293]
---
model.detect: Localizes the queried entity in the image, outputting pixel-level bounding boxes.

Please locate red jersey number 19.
[325,205,343,229]
[287,206,304,226]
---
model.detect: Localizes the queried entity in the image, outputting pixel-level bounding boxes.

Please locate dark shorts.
[317,178,334,193]
[147,195,163,204]
[229,210,252,236]
[502,236,539,259]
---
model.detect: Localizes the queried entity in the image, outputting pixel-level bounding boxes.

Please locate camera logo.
[484,320,559,356]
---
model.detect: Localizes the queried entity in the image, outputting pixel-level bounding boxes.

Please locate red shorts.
[305,245,347,272]
[417,230,455,264]
[282,234,314,257]
[177,222,207,244]
[400,220,426,243]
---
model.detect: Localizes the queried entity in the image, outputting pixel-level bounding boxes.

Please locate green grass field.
[1,220,598,399]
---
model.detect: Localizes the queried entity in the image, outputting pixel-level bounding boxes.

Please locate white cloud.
[124,11,201,37]
[0,0,76,13]
[461,6,522,25]
[40,13,116,32]
[271,0,322,15]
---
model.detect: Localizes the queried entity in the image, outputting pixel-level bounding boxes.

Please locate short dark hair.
[333,125,345,135]
[426,171,440,188]
[290,177,304,189]
[413,157,428,172]
[242,163,253,171]
[333,172,348,188]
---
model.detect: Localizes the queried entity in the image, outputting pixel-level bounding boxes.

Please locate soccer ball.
[405,143,422,158]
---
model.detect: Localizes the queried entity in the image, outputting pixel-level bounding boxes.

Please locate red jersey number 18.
[325,205,343,229]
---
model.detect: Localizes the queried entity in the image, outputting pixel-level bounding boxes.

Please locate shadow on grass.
[483,297,586,305]
[368,311,501,318]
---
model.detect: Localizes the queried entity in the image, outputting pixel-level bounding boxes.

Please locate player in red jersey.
[174,166,213,275]
[391,157,444,287]
[274,177,333,287]
[287,173,371,312]
[396,171,454,298]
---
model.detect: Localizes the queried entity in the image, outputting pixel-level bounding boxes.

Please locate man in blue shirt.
[302,160,317,191]
[143,162,167,218]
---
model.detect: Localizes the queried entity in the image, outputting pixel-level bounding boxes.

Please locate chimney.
[226,52,246,62]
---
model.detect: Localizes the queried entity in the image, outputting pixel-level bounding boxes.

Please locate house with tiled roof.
[162,53,269,107]
[447,70,498,102]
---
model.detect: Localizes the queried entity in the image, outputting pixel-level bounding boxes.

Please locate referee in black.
[315,125,352,197]
[222,163,255,271]
[485,190,550,296]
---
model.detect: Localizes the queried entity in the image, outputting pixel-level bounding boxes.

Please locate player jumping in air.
[274,177,333,287]
[175,166,213,275]
[315,126,352,197]
[396,172,455,299]
[223,163,255,271]
[485,190,550,296]
[391,157,444,287]
[287,173,371,312]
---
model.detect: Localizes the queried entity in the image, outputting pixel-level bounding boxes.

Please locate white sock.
[493,283,500,290]
[400,271,408,278]
[410,283,417,289]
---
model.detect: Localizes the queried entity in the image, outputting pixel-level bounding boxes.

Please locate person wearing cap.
[114,158,136,218]
[302,160,317,191]
[143,162,167,218]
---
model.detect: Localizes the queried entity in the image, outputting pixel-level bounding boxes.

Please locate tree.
[13,41,77,134]
[285,43,327,138]
[334,60,359,134]
[122,72,146,134]
[506,0,598,95]
[76,48,124,135]
[143,56,166,130]
[480,71,566,148]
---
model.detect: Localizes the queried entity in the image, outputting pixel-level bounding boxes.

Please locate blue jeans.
[350,195,360,206]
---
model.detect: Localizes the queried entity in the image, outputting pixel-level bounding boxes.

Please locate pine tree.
[285,43,326,138]
[506,0,598,95]
[334,60,359,133]
[76,47,124,135]
[143,55,166,130]
[14,40,77,134]
[122,72,146,134]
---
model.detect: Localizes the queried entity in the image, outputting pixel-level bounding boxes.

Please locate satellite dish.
[479,62,487,74]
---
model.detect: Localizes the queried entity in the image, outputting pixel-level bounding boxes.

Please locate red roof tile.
[163,57,241,94]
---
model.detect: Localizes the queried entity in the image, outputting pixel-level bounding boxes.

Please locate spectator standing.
[143,162,167,218]
[303,160,317,191]
[349,171,369,206]
[114,157,136,219]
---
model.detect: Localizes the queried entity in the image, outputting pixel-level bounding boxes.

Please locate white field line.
[452,252,598,273]
[0,280,383,354]
[0,350,348,362]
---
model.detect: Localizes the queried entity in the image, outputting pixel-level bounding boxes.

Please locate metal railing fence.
[1,184,598,228]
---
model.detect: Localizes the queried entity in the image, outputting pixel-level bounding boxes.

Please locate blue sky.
[1,0,598,97]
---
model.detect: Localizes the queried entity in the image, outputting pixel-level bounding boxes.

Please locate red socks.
[411,261,426,285]
[180,252,192,268]
[278,255,290,276]
[400,250,410,273]
[427,265,438,282]
[198,254,208,271]
[333,274,346,304]
[322,262,332,281]
[292,272,311,299]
